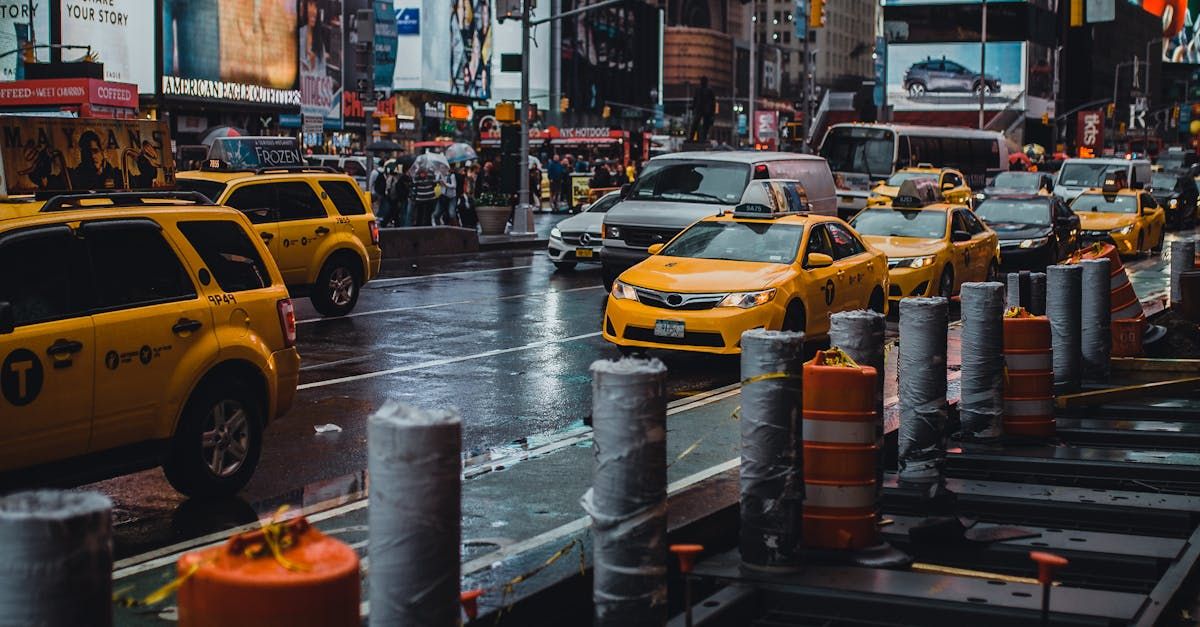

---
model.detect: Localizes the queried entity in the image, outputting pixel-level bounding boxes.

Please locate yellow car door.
[223,183,282,265]
[0,224,94,469]
[800,224,839,336]
[948,210,973,290]
[824,222,868,310]
[83,219,217,451]
[271,181,337,285]
[1139,192,1165,250]
[961,209,994,281]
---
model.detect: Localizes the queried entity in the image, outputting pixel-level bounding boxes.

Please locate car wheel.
[1137,232,1146,258]
[937,266,955,298]
[163,379,264,498]
[311,256,361,317]
[553,261,577,272]
[782,300,807,333]
[907,83,926,97]
[868,287,885,314]
[986,260,1001,283]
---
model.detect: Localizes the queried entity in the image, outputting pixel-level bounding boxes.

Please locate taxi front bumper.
[602,295,786,355]
[1079,229,1136,255]
[270,347,301,420]
[886,264,939,302]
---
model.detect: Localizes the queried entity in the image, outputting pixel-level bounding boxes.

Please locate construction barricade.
[1071,243,1144,351]
[1003,308,1056,438]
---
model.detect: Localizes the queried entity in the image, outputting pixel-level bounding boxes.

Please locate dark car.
[1149,170,1198,229]
[974,194,1080,271]
[904,58,1000,97]
[976,171,1054,202]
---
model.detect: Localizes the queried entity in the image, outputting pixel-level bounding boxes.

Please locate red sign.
[754,111,779,150]
[1077,109,1104,154]
[0,79,138,111]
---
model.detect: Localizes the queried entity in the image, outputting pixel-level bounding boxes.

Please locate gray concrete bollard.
[368,402,462,627]
[1029,272,1047,316]
[582,358,668,627]
[738,329,805,570]
[1171,239,1197,304]
[0,491,113,627]
[1006,271,1031,310]
[830,310,887,500]
[1081,258,1112,382]
[1047,264,1083,394]
[897,297,949,485]
[959,282,1006,440]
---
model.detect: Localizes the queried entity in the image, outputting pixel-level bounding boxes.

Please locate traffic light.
[560,97,570,113]
[354,9,375,103]
[809,0,825,28]
[1106,103,1116,119]
[496,0,522,23]
[1070,0,1083,27]
[602,105,611,118]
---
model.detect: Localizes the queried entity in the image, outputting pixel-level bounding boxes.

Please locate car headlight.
[605,224,621,239]
[717,288,776,309]
[550,227,562,239]
[1111,224,1134,235]
[1019,237,1050,249]
[974,192,986,201]
[892,255,937,269]
[611,280,639,301]
[1170,198,1179,208]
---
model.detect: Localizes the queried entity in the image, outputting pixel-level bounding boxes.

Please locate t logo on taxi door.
[2,348,43,407]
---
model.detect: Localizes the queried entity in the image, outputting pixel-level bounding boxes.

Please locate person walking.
[372,161,391,225]
[528,162,543,211]
[411,169,438,226]
[434,167,458,225]
[458,164,478,229]
[385,163,409,227]
[548,154,564,210]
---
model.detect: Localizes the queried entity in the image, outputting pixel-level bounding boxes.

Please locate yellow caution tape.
[740,371,802,386]
[113,559,208,608]
[817,347,860,368]
[1004,306,1031,318]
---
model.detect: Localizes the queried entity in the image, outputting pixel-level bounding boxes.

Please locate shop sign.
[396,119,417,132]
[423,101,445,118]
[207,136,303,170]
[1077,109,1104,151]
[557,127,612,139]
[0,78,138,109]
[161,76,300,106]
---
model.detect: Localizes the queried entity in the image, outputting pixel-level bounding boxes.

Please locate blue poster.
[396,7,419,35]
[794,0,807,39]
[374,1,398,89]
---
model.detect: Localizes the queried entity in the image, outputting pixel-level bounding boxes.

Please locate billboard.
[299,0,343,129]
[1139,0,1200,62]
[1077,109,1105,154]
[60,0,156,93]
[374,0,397,89]
[161,0,299,105]
[450,0,492,99]
[0,118,175,197]
[560,0,660,114]
[393,0,451,93]
[886,42,1026,111]
[0,0,49,81]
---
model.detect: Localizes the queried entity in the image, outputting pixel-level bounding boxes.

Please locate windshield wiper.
[671,191,726,203]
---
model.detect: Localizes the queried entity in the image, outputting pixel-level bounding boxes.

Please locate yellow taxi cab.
[867,165,974,208]
[603,180,888,355]
[177,137,382,316]
[852,179,1001,303]
[1070,181,1166,257]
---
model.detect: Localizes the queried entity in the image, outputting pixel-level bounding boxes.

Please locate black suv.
[1150,170,1199,229]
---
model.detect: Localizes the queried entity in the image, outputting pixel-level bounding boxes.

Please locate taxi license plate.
[654,320,685,338]
[575,247,594,258]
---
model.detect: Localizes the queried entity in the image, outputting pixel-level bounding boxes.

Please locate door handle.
[47,339,83,357]
[172,318,203,334]
[260,231,274,241]
[315,226,330,235]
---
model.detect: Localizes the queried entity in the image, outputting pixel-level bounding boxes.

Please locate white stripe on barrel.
[1004,398,1055,416]
[1004,352,1052,371]
[804,419,876,444]
[805,484,876,508]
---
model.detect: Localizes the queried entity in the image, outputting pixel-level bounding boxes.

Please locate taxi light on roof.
[892,178,941,208]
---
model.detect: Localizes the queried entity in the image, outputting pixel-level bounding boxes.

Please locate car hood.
[988,222,1052,241]
[859,235,944,258]
[602,199,728,229]
[1077,212,1136,230]
[872,185,900,198]
[621,256,795,292]
[555,212,604,234]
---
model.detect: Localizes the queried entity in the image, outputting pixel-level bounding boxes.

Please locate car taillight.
[754,164,769,179]
[277,298,297,348]
[369,220,380,245]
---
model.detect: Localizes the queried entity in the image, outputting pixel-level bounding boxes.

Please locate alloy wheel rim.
[330,267,355,306]
[201,400,250,478]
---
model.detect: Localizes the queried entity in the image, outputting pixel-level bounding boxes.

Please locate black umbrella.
[366,140,405,152]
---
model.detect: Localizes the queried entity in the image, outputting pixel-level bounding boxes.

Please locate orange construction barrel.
[1003,309,1056,438]
[1073,243,1145,329]
[177,517,360,627]
[1112,317,1145,357]
[802,349,879,550]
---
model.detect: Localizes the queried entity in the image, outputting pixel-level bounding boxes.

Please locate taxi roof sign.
[733,179,810,218]
[1101,170,1128,194]
[0,117,175,198]
[204,136,304,171]
[893,178,942,208]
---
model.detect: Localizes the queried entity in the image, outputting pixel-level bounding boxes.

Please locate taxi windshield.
[1058,163,1125,187]
[974,199,1050,226]
[175,179,229,203]
[852,209,947,239]
[630,161,750,205]
[1072,194,1137,214]
[661,221,804,264]
[886,172,936,187]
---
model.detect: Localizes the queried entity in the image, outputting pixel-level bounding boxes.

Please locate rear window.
[177,220,273,292]
[320,180,368,215]
[176,178,228,203]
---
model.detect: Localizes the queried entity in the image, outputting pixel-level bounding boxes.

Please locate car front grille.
[559,231,600,247]
[618,226,681,248]
[633,287,725,311]
[623,325,726,348]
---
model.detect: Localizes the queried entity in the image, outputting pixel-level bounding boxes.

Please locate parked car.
[904,58,1000,97]
[548,191,620,270]
[976,171,1054,202]
[600,152,838,290]
[1054,157,1152,203]
[974,194,1080,271]
[1149,170,1199,229]
[306,155,369,190]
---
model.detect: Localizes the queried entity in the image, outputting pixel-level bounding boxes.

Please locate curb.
[479,237,549,251]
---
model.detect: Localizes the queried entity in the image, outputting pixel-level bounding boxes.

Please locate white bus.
[819,123,1010,217]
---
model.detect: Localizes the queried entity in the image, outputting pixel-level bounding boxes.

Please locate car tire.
[868,287,885,314]
[553,261,577,272]
[163,379,264,498]
[311,255,362,317]
[783,300,807,333]
[986,260,1001,283]
[1152,228,1165,254]
[1137,232,1147,258]
[908,83,926,97]
[937,266,955,298]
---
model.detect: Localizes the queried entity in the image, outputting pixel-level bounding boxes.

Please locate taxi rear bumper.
[270,347,301,420]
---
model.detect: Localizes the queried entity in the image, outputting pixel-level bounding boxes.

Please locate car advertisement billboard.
[60,0,156,94]
[886,41,1025,111]
[450,0,492,99]
[0,117,175,197]
[161,0,299,105]
[0,0,49,81]
[299,0,343,129]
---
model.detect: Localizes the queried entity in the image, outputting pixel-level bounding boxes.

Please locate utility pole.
[749,1,756,147]
[978,0,987,130]
[355,9,376,176]
[803,3,811,148]
[549,0,562,127]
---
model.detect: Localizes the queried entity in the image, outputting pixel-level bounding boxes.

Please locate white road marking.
[298,285,604,325]
[364,265,534,289]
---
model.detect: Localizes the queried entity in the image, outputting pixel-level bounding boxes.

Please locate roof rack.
[254,165,337,175]
[39,191,215,213]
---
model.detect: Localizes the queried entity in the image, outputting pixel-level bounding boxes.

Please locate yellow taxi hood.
[860,235,945,258]
[872,185,900,198]
[621,255,795,292]
[1076,211,1136,231]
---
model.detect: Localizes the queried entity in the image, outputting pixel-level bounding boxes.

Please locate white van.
[1054,158,1152,202]
[600,151,837,288]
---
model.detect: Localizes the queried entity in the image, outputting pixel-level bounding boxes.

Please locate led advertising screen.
[1138,0,1200,62]
[161,0,299,105]
[0,0,49,81]
[299,0,343,128]
[393,0,450,93]
[60,0,156,93]
[886,41,1026,111]
[560,0,660,114]
[450,0,492,99]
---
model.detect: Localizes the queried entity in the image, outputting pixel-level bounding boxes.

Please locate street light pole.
[749,3,757,147]
[514,0,534,235]
[978,0,987,129]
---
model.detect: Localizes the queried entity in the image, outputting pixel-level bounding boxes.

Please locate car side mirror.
[0,302,13,335]
[806,252,834,268]
[620,183,632,199]
[647,243,664,255]
[942,182,955,191]
[952,230,972,242]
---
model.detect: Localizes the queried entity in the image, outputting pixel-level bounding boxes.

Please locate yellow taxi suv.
[603,180,888,355]
[1070,187,1166,257]
[852,179,1000,303]
[867,164,974,208]
[177,137,381,317]
[0,191,299,497]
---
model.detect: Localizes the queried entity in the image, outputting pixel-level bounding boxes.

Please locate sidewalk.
[478,211,569,250]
